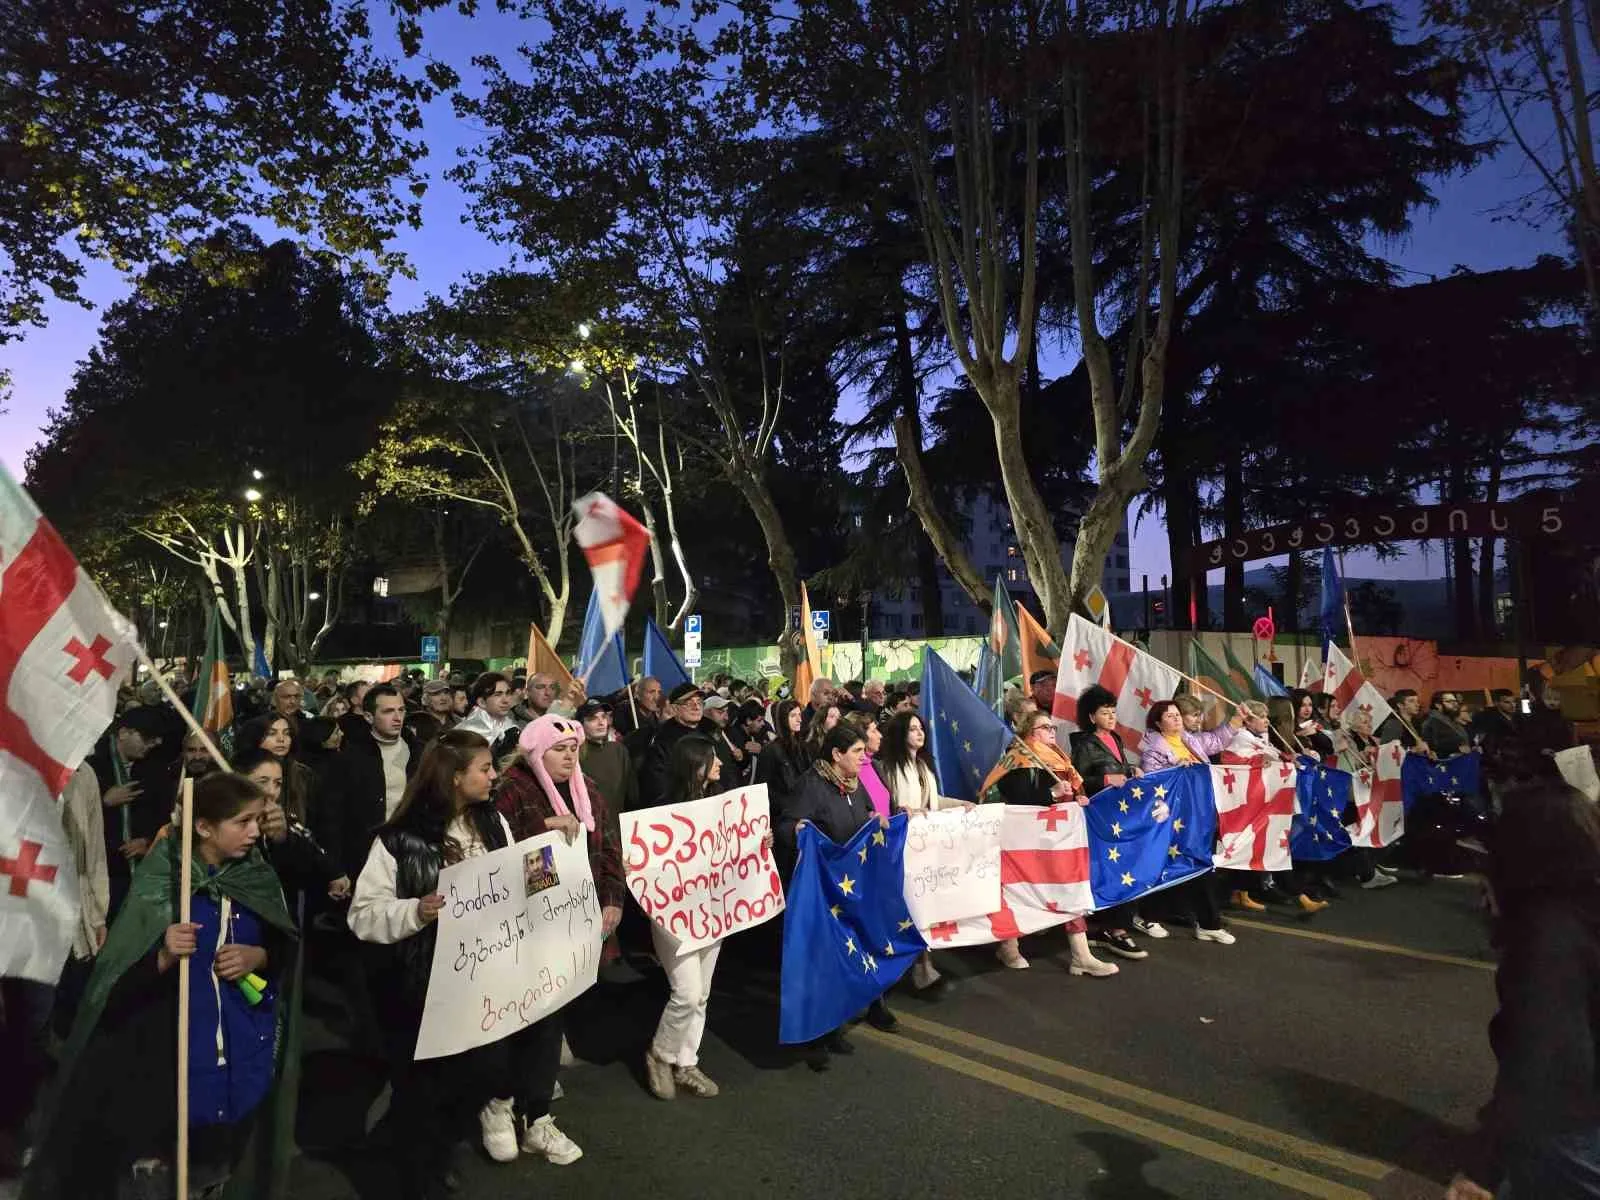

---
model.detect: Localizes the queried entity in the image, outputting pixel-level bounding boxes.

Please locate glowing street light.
[250,469,264,481]
[308,592,321,602]
[243,488,263,502]
[569,358,586,374]
[577,322,592,340]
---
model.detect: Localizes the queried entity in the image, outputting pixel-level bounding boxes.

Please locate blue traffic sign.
[685,614,702,634]
[812,610,830,632]
[420,636,441,663]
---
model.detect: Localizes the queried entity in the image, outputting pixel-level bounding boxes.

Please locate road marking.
[890,1011,1391,1180]
[859,1027,1373,1200]
[1228,919,1495,971]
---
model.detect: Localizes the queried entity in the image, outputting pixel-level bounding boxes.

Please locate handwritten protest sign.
[415,831,601,1060]
[902,805,1003,929]
[621,783,785,955]
[1558,745,1600,803]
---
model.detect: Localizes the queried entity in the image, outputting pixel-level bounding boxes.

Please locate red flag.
[0,468,136,983]
[571,492,651,640]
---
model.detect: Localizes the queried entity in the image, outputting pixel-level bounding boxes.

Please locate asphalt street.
[283,873,1497,1199]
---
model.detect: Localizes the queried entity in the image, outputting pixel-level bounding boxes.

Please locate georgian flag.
[1210,761,1295,873]
[1347,740,1407,848]
[1052,615,1183,751]
[1322,642,1393,734]
[571,492,651,641]
[0,468,136,983]
[922,804,1093,948]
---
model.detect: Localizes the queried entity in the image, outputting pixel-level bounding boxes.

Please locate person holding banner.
[29,773,296,1200]
[640,736,774,1101]
[778,723,899,1051]
[986,710,1119,977]
[349,729,584,1196]
[1069,685,1143,795]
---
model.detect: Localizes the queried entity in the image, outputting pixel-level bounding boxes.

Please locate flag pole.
[176,774,194,1200]
[1095,622,1243,716]
[129,640,232,775]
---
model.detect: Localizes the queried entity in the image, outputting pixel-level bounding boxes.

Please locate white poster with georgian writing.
[621,783,785,955]
[414,831,601,1060]
[902,804,1004,929]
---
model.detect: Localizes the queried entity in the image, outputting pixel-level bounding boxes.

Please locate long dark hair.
[772,699,804,758]
[803,702,841,760]
[233,716,310,821]
[1266,696,1297,756]
[878,710,935,777]
[384,729,499,864]
[667,735,719,805]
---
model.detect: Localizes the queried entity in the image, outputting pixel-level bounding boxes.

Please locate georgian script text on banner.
[415,832,601,1060]
[621,784,785,955]
[902,804,1003,930]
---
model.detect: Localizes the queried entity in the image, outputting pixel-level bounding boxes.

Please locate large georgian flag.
[1210,761,1296,873]
[1322,642,1393,735]
[1346,741,1407,848]
[1053,614,1183,750]
[0,468,136,982]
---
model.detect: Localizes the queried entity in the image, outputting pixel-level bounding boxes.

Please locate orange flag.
[1016,603,1060,685]
[794,583,823,702]
[526,623,575,689]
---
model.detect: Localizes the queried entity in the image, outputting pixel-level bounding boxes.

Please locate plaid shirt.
[494,759,626,910]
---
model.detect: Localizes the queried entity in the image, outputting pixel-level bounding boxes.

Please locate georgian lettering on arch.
[1373,515,1395,536]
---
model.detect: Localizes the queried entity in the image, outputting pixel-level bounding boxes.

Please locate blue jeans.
[1499,1128,1600,1199]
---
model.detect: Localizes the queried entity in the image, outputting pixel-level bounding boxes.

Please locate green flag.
[192,603,234,731]
[980,576,1024,711]
[1190,638,1245,703]
[1223,640,1263,700]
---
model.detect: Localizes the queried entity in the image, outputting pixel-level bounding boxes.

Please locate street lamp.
[308,592,321,602]
[251,469,264,481]
[569,358,586,374]
[243,487,262,502]
[578,322,592,340]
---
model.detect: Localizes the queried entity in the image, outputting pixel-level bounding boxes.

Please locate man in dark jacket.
[637,683,706,807]
[1421,691,1471,758]
[1377,689,1425,750]
[327,683,420,879]
[578,699,638,812]
[700,695,757,787]
[1471,689,1520,752]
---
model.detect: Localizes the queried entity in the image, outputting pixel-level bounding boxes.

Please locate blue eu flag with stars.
[1402,750,1482,810]
[642,615,691,692]
[920,647,1014,801]
[1290,757,1355,862]
[1084,766,1215,909]
[779,813,926,1044]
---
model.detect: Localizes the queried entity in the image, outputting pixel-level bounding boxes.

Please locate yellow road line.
[891,1012,1391,1181]
[1229,919,1495,971]
[859,1027,1373,1200]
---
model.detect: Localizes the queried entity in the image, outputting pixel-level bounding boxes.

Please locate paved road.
[288,874,1497,1199]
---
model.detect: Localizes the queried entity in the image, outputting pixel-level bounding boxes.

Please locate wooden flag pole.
[176,774,194,1200]
[128,640,231,775]
[1330,558,1428,750]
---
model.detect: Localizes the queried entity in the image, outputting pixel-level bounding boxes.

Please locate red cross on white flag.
[571,492,652,643]
[0,466,135,984]
[1323,643,1393,736]
[1052,615,1183,751]
[925,804,1093,948]
[1345,740,1407,848]
[1210,763,1295,873]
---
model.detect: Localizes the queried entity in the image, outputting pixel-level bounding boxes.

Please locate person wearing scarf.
[980,710,1118,978]
[26,773,299,1200]
[496,713,626,942]
[776,723,898,1067]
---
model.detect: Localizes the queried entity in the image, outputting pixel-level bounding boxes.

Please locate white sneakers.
[1194,926,1237,945]
[644,1049,676,1100]
[1361,872,1398,890]
[520,1114,583,1165]
[1132,917,1170,939]
[481,1099,583,1166]
[479,1098,518,1163]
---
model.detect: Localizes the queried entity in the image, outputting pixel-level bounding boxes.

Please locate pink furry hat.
[517,714,595,832]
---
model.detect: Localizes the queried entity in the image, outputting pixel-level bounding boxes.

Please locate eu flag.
[779,814,926,1044]
[1083,766,1215,909]
[921,647,1013,801]
[642,615,691,692]
[1290,757,1355,862]
[1402,750,1482,810]
[576,590,629,695]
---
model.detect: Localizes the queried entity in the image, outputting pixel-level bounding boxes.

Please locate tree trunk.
[987,378,1073,636]
[1160,403,1197,629]
[727,463,799,653]
[1222,457,1245,630]
[916,531,944,637]
[892,412,989,611]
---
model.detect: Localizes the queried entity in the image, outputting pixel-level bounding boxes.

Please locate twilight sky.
[0,4,1570,588]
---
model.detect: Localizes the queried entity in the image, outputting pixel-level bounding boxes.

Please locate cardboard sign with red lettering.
[621,783,785,954]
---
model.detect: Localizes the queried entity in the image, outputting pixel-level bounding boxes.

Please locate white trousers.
[649,923,723,1068]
